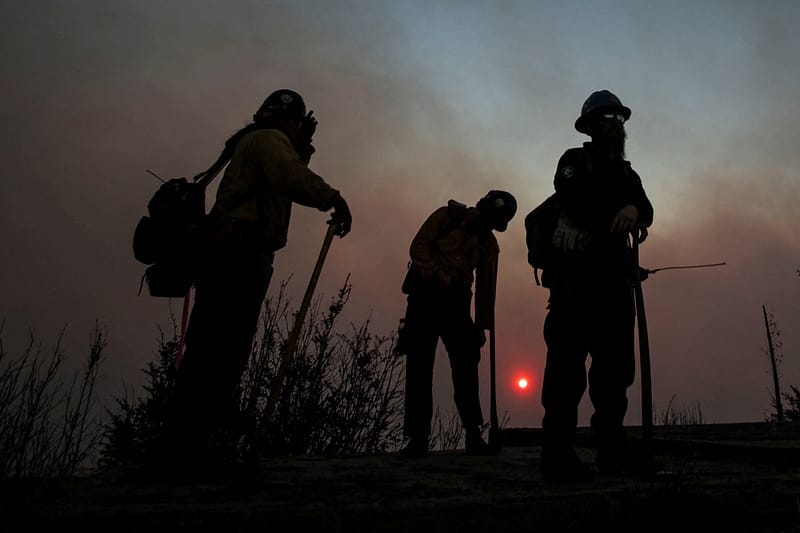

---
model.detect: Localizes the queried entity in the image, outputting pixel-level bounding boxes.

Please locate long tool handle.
[632,235,653,442]
[487,247,502,452]
[263,222,337,422]
[489,327,501,450]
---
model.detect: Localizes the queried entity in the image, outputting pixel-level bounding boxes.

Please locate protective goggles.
[601,113,626,124]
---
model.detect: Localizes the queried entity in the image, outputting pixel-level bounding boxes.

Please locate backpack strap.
[193,122,273,189]
[192,152,229,189]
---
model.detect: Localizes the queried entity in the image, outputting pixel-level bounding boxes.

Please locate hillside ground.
[4,423,800,532]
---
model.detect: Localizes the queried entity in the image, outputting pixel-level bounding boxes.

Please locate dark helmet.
[574,90,631,134]
[253,89,307,122]
[476,190,517,232]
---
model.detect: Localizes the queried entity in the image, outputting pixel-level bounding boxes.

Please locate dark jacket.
[550,142,653,285]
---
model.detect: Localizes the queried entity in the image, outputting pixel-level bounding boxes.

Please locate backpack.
[132,136,234,299]
[524,193,560,287]
[524,147,593,287]
[133,123,288,297]
[133,176,209,297]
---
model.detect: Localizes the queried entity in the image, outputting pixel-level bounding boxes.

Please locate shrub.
[99,328,179,468]
[101,278,407,466]
[244,278,406,456]
[0,323,105,478]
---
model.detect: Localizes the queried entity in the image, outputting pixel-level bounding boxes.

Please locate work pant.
[540,280,635,450]
[168,238,274,451]
[402,287,485,439]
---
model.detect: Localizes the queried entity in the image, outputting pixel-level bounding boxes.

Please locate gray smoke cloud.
[1,1,798,426]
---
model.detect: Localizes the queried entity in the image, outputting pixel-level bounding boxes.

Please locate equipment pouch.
[401,263,425,295]
[141,261,195,298]
[524,193,561,287]
[133,216,158,265]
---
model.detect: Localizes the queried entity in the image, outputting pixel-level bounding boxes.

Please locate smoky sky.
[1,1,798,427]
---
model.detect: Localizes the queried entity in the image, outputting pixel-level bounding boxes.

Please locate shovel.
[631,231,653,443]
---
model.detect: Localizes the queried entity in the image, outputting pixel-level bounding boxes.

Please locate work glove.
[552,214,591,252]
[297,110,318,164]
[299,110,317,139]
[330,195,352,238]
[610,204,639,234]
[476,327,487,349]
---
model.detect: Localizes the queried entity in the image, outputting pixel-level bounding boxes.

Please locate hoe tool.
[261,221,337,433]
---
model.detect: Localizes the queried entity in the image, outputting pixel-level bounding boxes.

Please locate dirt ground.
[4,423,800,532]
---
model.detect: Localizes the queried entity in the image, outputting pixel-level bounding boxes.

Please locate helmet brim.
[574,105,632,134]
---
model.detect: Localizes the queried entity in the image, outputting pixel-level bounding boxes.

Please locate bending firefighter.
[397,190,516,458]
[165,89,352,464]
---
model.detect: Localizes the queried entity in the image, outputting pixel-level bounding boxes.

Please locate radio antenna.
[646,262,726,275]
[145,169,166,183]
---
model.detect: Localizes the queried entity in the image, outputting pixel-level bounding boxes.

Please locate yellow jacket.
[210,129,340,251]
[409,202,499,330]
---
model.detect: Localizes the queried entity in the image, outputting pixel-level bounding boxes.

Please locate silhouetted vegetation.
[780,385,800,421]
[0,323,105,478]
[762,307,787,422]
[101,278,407,466]
[657,394,705,426]
[776,269,800,421]
[761,300,800,423]
[99,327,179,468]
[767,385,800,423]
[246,278,405,456]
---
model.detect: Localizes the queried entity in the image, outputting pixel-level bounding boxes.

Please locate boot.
[541,445,595,483]
[465,432,496,456]
[399,436,428,458]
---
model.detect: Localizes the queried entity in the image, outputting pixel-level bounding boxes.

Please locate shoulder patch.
[557,146,592,178]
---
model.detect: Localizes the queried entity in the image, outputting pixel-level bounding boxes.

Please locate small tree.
[762,306,786,422]
[99,328,179,468]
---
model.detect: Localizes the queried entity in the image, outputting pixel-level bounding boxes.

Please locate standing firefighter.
[534,90,657,481]
[398,190,516,458]
[166,89,352,463]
